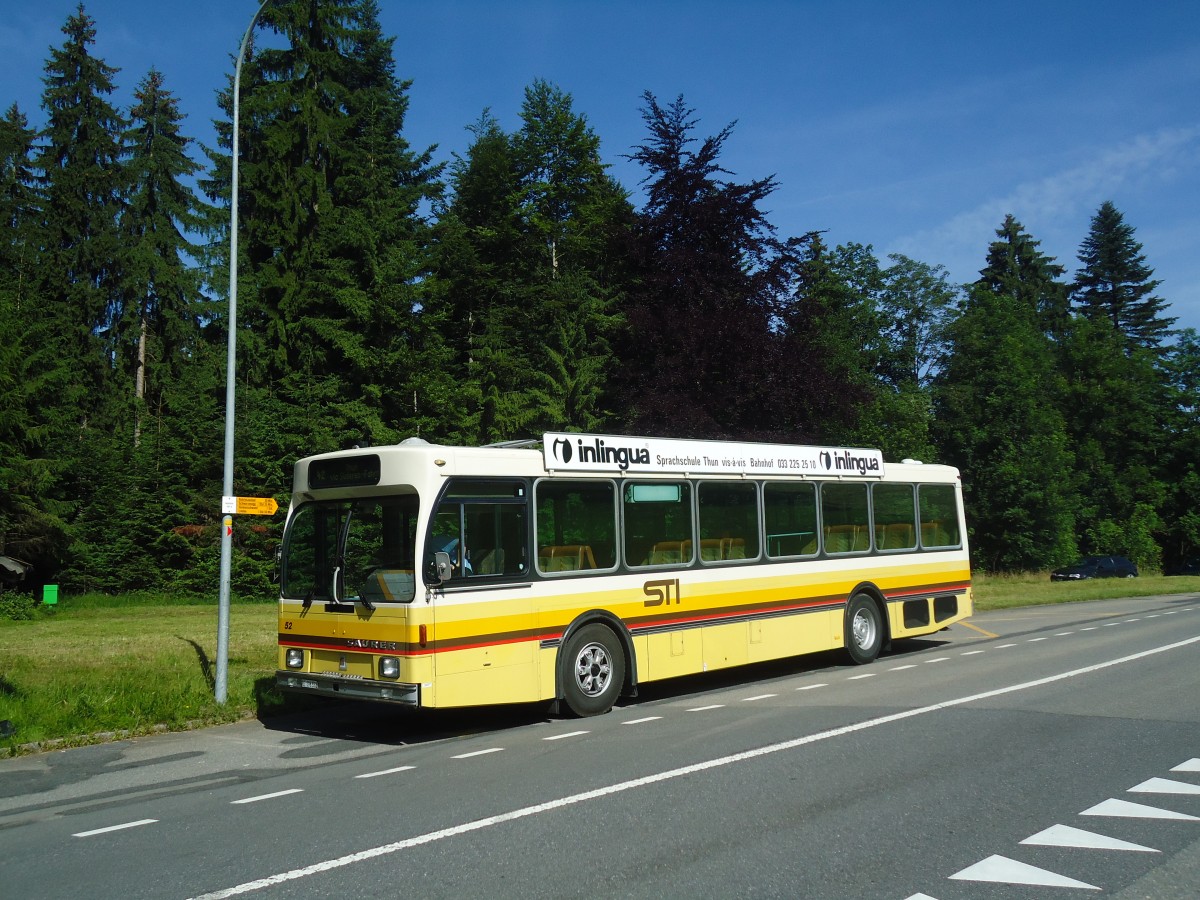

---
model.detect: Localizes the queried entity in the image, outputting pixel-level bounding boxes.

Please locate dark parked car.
[1050,555,1138,581]
[1164,558,1200,576]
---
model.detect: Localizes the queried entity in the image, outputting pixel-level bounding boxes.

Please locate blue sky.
[4,1,1198,332]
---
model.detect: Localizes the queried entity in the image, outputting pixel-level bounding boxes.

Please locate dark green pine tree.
[430,84,631,443]
[1058,313,1166,570]
[56,68,218,594]
[27,6,130,590]
[1159,330,1200,568]
[776,238,880,444]
[35,4,129,432]
[430,113,530,443]
[0,103,69,574]
[617,93,806,440]
[1072,200,1174,352]
[977,213,1070,341]
[932,218,1077,572]
[511,80,631,435]
[211,0,440,471]
[120,68,209,446]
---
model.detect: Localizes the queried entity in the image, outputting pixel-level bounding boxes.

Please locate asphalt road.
[2,594,1198,899]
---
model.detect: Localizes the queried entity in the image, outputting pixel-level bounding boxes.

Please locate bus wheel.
[844,593,883,665]
[562,623,625,717]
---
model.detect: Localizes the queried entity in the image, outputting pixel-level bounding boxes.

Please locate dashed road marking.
[232,789,303,805]
[355,766,415,779]
[73,819,157,837]
[741,694,777,702]
[621,716,662,725]
[451,748,504,759]
[542,731,589,741]
[687,705,724,712]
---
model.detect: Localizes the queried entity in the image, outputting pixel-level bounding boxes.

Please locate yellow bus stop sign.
[221,496,279,516]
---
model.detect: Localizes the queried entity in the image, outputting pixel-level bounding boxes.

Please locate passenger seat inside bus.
[538,544,597,571]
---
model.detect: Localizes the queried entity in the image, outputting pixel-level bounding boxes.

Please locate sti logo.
[552,437,574,464]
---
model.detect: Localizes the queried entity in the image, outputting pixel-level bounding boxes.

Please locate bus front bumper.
[276,671,420,705]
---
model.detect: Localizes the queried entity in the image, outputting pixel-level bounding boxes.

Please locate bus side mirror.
[433,551,453,584]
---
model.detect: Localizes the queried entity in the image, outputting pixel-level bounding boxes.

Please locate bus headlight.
[285,648,304,669]
[379,656,400,679]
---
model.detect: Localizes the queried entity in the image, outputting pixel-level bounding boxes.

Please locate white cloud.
[891,126,1200,282]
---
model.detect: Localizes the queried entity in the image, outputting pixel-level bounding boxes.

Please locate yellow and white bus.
[276,433,971,716]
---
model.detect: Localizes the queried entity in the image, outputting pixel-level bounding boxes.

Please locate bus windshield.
[281,495,419,604]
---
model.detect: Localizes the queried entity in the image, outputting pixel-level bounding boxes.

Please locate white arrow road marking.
[1129,777,1200,795]
[1021,824,1158,852]
[950,855,1099,889]
[1171,758,1200,772]
[1082,798,1200,821]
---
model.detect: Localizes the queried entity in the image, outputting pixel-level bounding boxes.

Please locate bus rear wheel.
[561,623,625,717]
[844,593,883,665]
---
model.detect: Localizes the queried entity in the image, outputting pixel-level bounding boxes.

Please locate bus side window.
[534,480,618,574]
[428,480,529,580]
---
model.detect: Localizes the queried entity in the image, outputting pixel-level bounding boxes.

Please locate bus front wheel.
[844,593,883,665]
[561,623,625,717]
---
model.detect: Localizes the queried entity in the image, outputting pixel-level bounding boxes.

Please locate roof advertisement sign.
[542,433,884,478]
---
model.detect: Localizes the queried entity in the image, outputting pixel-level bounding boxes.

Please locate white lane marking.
[796,683,828,691]
[1129,777,1200,795]
[188,634,1200,899]
[543,730,589,741]
[888,664,918,671]
[355,766,416,779]
[1055,631,1075,636]
[621,716,662,725]
[847,673,876,680]
[1103,623,1120,627]
[232,789,303,805]
[1082,798,1200,821]
[1081,626,1099,631]
[1126,618,1142,622]
[73,819,157,837]
[1171,758,1200,772]
[995,643,1017,648]
[960,650,985,656]
[1021,823,1158,853]
[1027,637,1048,642]
[451,748,503,759]
[687,705,725,712]
[924,657,950,663]
[949,854,1099,889]
[1145,614,1160,618]
[742,694,777,702]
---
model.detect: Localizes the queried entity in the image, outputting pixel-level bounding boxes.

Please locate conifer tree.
[211,0,440,461]
[431,85,631,443]
[35,4,129,430]
[121,68,209,446]
[1072,200,1174,352]
[933,218,1077,571]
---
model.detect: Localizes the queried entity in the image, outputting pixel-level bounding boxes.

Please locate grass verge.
[2,576,1198,755]
[0,595,309,756]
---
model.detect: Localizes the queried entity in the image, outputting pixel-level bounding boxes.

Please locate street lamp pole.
[216,0,269,704]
